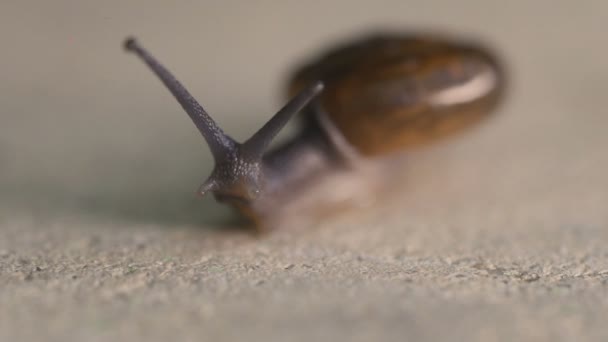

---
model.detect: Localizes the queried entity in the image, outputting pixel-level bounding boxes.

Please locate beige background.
[1,1,607,341]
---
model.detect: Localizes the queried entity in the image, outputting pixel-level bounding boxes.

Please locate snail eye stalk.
[241,82,324,159]
[124,37,236,162]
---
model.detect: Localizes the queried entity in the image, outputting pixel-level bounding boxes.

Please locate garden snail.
[124,33,505,229]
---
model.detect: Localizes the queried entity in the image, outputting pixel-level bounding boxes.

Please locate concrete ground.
[1,1,607,341]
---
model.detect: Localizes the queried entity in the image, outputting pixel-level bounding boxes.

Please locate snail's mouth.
[213,193,251,206]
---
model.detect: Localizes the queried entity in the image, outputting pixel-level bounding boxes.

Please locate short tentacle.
[242,81,324,158]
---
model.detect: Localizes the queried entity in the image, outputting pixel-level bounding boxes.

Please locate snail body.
[124,33,505,228]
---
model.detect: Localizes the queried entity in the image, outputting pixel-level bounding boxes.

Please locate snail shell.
[289,34,505,156]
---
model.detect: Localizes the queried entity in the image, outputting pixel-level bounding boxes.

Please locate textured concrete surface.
[1,1,607,341]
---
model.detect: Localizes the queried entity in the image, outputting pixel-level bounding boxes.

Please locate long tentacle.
[124,38,236,161]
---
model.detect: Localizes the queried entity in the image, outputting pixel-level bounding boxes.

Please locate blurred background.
[1,1,607,341]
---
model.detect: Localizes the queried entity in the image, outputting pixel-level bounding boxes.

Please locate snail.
[123,33,505,229]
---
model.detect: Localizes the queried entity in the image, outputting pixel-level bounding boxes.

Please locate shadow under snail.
[124,33,505,229]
